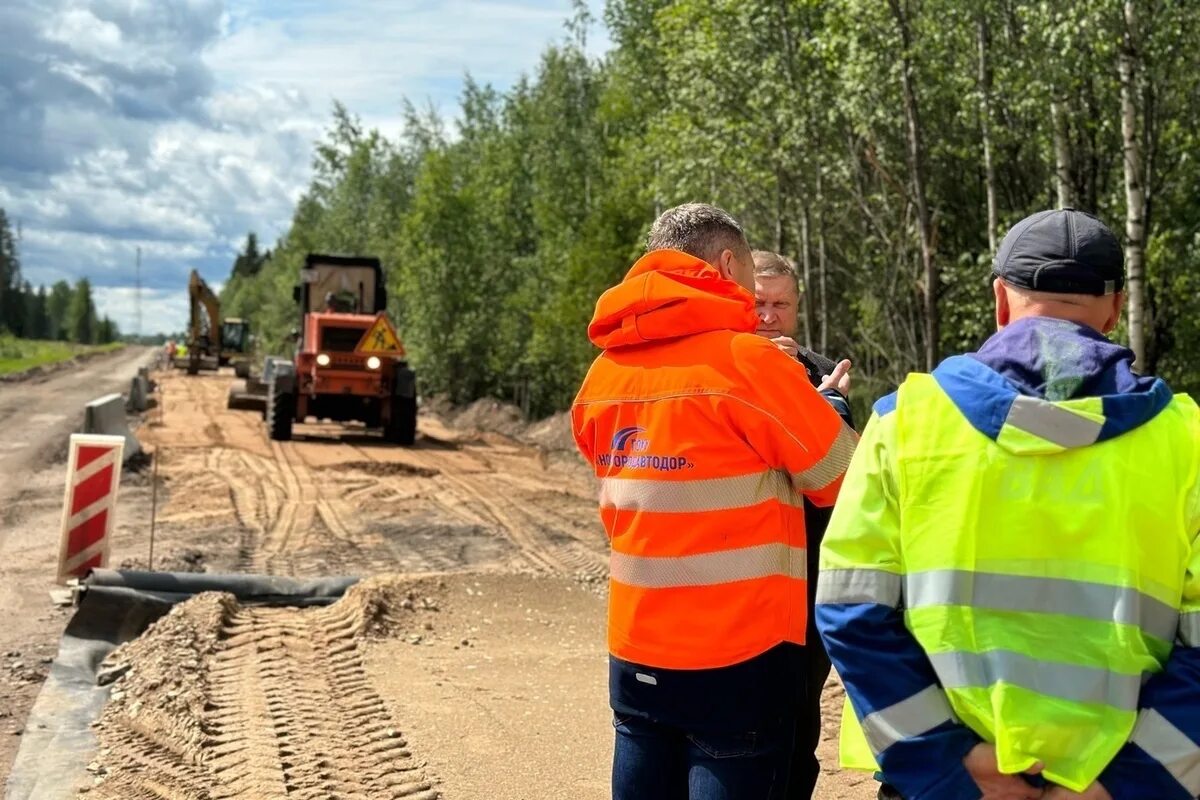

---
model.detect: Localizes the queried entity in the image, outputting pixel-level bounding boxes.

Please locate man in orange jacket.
[572,203,858,799]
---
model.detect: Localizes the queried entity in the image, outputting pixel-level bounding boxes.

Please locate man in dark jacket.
[753,250,853,799]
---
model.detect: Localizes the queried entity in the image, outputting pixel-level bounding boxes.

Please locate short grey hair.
[752,251,801,292]
[647,203,750,265]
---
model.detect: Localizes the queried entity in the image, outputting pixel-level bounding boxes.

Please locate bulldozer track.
[206,604,435,800]
[91,594,437,800]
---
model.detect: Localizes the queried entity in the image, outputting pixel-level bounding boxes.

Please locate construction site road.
[1,365,875,798]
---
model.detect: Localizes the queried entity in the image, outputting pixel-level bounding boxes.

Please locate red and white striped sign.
[56,434,125,584]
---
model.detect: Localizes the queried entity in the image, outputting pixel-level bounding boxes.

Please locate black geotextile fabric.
[5,569,359,800]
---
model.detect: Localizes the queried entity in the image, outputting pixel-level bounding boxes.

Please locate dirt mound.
[87,592,235,796]
[449,397,526,439]
[524,410,575,453]
[87,582,434,799]
[430,395,577,455]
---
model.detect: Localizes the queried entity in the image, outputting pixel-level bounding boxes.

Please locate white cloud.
[94,285,189,337]
[2,0,607,334]
[44,8,125,64]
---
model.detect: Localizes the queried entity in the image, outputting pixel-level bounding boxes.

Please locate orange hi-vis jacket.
[572,249,858,671]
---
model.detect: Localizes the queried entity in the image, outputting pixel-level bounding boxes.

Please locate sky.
[0,0,608,336]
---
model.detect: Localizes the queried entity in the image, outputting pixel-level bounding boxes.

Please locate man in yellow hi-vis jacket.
[816,208,1200,800]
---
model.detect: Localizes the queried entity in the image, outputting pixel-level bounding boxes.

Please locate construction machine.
[262,254,418,445]
[184,270,252,376]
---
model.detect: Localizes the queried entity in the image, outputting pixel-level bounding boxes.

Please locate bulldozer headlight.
[366,356,381,370]
[316,353,331,367]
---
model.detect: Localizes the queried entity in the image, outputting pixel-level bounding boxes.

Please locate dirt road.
[3,367,876,798]
[0,346,151,507]
[0,346,154,775]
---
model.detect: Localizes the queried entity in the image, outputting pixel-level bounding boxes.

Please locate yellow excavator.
[183,269,252,376]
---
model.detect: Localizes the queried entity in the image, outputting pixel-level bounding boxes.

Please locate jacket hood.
[587,249,758,350]
[933,317,1172,455]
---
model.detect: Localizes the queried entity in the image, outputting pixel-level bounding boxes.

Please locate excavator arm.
[188,269,221,353]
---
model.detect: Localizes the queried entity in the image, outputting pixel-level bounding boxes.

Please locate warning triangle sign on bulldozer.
[355,314,405,355]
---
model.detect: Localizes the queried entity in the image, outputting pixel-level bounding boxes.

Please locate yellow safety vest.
[837,373,1200,790]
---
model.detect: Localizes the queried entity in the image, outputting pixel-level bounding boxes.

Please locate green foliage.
[218,1,1200,415]
[47,280,73,341]
[68,278,97,344]
[96,316,120,345]
[0,215,116,346]
[231,233,269,279]
[0,209,22,334]
[25,284,49,340]
[0,334,122,376]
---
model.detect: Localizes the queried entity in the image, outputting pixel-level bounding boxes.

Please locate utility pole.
[135,246,142,339]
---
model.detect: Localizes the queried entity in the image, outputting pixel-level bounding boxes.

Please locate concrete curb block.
[137,365,157,392]
[126,375,150,412]
[85,393,140,461]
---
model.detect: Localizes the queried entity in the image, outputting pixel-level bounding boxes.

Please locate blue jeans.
[612,713,791,800]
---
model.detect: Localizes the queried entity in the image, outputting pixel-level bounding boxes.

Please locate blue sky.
[0,0,608,335]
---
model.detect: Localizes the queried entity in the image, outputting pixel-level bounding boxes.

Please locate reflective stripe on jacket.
[573,248,856,671]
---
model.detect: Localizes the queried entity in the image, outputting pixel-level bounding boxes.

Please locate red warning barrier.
[56,434,125,584]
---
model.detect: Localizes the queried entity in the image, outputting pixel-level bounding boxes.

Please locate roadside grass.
[0,335,124,376]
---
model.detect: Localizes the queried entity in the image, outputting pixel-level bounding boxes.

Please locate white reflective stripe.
[1131,708,1200,795]
[906,570,1179,643]
[929,649,1143,710]
[1178,612,1200,647]
[1004,395,1102,448]
[610,543,806,589]
[73,448,120,485]
[598,470,799,513]
[66,497,111,531]
[792,423,857,492]
[816,569,902,607]
[860,685,957,755]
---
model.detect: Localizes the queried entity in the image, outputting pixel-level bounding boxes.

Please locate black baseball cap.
[993,208,1124,296]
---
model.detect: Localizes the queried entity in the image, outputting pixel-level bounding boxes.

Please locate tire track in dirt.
[345,442,608,580]
[207,448,267,573]
[257,441,310,574]
[197,430,492,577]
[207,606,434,799]
[146,369,605,581]
[90,588,437,800]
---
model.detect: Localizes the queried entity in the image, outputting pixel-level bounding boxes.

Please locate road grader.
[259,254,418,445]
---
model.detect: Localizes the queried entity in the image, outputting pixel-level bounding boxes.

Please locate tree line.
[0,210,120,345]
[211,0,1197,419]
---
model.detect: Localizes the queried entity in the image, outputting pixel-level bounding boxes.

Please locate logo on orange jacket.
[611,426,646,450]
[597,426,693,471]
